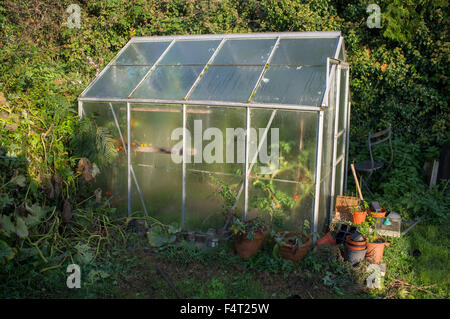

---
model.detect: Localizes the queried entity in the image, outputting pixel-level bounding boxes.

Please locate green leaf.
[15,217,29,238]
[147,229,166,247]
[24,204,49,227]
[0,240,17,264]
[0,214,16,236]
[11,174,26,187]
[74,243,94,265]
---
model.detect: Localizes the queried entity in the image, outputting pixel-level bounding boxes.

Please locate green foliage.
[231,216,266,240]
[147,222,181,247]
[71,117,118,168]
[0,0,448,298]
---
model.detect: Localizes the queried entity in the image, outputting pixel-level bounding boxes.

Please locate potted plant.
[231,216,267,258]
[273,220,313,262]
[350,200,369,225]
[357,215,390,264]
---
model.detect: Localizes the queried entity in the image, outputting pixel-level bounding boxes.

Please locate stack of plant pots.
[344,232,367,266]
[335,224,357,244]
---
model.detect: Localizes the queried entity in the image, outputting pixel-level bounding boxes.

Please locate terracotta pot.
[235,231,266,258]
[278,232,312,262]
[352,211,367,224]
[366,237,390,264]
[345,234,367,248]
[369,208,386,219]
[317,232,337,246]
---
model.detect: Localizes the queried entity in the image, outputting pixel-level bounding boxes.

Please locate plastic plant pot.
[317,232,337,246]
[366,238,391,264]
[352,211,367,225]
[369,208,387,219]
[344,245,367,266]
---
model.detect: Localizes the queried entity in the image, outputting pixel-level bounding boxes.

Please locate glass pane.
[212,38,276,65]
[247,109,316,232]
[159,40,221,65]
[249,109,317,182]
[189,66,263,102]
[130,104,183,225]
[81,102,128,214]
[338,43,345,61]
[84,66,150,98]
[252,66,326,106]
[113,42,171,65]
[248,180,314,232]
[185,105,245,231]
[131,65,203,99]
[271,38,338,66]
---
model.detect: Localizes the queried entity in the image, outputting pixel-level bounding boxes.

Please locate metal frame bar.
[78,100,83,119]
[244,107,251,220]
[128,39,176,98]
[127,102,131,216]
[329,64,342,225]
[182,104,187,228]
[131,31,341,42]
[312,110,324,238]
[78,97,321,112]
[344,101,352,192]
[340,64,350,194]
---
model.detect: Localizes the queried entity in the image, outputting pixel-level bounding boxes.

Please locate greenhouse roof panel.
[80,32,342,107]
[211,38,277,65]
[131,65,203,99]
[252,66,327,106]
[158,40,221,65]
[113,42,171,65]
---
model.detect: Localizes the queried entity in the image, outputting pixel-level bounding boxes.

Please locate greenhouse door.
[329,62,350,224]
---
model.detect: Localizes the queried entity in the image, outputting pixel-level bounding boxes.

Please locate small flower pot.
[369,208,386,219]
[345,234,367,247]
[352,211,367,225]
[366,237,390,264]
[234,231,266,259]
[278,232,312,262]
[317,232,337,246]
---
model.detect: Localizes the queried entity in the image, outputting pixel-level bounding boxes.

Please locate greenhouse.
[77,31,350,235]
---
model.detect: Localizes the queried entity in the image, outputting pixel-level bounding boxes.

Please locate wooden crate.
[332,195,360,224]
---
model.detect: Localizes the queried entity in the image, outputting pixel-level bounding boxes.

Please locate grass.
[1,221,448,299]
[375,223,450,299]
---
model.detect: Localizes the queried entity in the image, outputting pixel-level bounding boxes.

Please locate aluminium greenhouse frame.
[78,31,351,236]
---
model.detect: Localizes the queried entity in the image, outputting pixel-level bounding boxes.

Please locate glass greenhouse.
[78,31,350,235]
